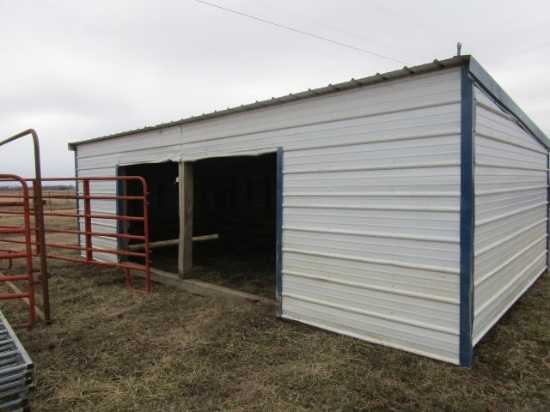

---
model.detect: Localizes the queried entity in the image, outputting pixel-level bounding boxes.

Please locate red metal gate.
[1,129,151,328]
[0,175,151,326]
[0,175,36,328]
[35,176,151,294]
[0,129,50,327]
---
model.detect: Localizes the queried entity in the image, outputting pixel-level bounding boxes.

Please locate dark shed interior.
[120,152,277,298]
[194,153,277,243]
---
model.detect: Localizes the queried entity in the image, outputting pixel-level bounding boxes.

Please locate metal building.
[69,55,549,366]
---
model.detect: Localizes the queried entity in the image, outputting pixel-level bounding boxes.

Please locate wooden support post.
[178,162,193,278]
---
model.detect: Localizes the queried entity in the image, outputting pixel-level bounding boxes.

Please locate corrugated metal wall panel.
[475,205,546,250]
[473,86,549,345]
[475,91,547,150]
[284,165,460,193]
[76,128,182,158]
[284,251,459,300]
[476,135,547,168]
[285,134,460,168]
[284,229,458,268]
[279,71,462,364]
[157,70,460,148]
[75,68,463,363]
[283,297,458,363]
[284,207,459,238]
[284,275,458,330]
[475,219,546,278]
[72,179,120,263]
[76,70,461,163]
[475,188,546,221]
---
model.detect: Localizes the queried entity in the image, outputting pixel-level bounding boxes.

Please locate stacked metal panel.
[0,311,33,412]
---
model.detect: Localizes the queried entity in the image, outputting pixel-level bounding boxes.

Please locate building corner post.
[459,65,476,367]
[276,147,283,314]
[546,151,550,273]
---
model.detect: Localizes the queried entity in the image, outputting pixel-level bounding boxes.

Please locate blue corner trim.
[468,57,550,150]
[459,66,476,367]
[276,147,283,308]
[547,152,550,271]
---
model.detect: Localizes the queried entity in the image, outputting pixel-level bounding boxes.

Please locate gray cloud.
[1,0,549,177]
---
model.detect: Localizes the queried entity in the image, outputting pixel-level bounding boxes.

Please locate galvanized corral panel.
[0,311,33,411]
[473,87,548,345]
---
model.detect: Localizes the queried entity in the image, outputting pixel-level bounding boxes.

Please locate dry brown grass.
[1,187,549,411]
[0,259,547,411]
[0,188,77,231]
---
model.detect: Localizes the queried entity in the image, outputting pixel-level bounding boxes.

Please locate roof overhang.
[68,55,549,151]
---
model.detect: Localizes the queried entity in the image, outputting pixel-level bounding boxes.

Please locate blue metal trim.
[459,66,476,367]
[275,147,283,310]
[546,152,550,273]
[468,57,550,149]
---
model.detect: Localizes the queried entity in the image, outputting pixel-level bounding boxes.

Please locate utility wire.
[242,0,427,61]
[194,0,410,65]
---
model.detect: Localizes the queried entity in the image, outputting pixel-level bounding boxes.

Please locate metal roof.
[68,55,549,150]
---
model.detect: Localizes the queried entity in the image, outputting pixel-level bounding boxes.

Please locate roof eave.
[69,55,471,148]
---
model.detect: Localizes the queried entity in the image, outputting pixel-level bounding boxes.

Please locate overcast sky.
[1,0,548,178]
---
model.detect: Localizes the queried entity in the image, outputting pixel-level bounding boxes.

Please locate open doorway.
[119,162,179,243]
[119,152,278,299]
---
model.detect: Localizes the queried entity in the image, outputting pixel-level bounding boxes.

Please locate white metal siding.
[75,180,119,263]
[473,87,548,345]
[75,69,463,363]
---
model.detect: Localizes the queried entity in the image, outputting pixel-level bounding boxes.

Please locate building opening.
[120,152,277,299]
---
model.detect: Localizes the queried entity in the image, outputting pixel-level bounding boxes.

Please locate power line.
[194,0,410,65]
[242,0,427,61]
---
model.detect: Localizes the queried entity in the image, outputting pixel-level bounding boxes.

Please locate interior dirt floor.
[148,238,277,299]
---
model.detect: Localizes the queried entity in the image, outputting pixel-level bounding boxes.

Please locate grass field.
[1,188,549,411]
[3,261,548,411]
[0,188,76,232]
